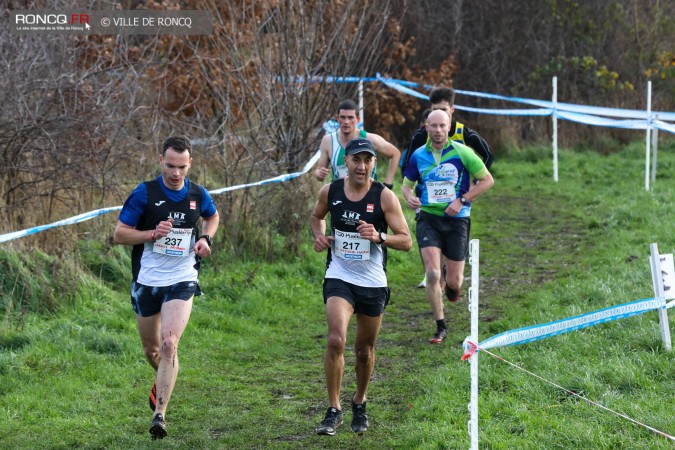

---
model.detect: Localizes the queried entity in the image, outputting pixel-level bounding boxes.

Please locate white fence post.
[644,81,652,191]
[358,79,364,126]
[651,114,659,185]
[552,76,559,182]
[649,243,672,351]
[468,239,480,450]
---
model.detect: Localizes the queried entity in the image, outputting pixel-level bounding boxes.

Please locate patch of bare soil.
[386,190,586,344]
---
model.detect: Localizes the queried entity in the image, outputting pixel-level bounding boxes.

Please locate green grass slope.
[1,141,674,449]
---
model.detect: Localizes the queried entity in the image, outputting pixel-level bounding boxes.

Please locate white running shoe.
[417,275,426,288]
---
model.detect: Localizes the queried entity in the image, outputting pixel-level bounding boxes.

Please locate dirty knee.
[426,269,441,285]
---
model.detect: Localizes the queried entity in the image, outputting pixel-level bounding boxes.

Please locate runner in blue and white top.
[113,135,219,440]
[402,110,494,345]
[118,175,217,286]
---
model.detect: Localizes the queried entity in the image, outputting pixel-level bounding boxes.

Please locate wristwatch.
[379,232,387,244]
[459,196,468,205]
[199,234,212,246]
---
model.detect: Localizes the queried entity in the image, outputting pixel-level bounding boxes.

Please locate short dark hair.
[429,87,455,106]
[421,108,432,121]
[337,99,358,113]
[162,135,192,156]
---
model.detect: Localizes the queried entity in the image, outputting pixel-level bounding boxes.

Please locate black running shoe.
[351,400,369,433]
[316,407,343,436]
[149,380,157,412]
[149,413,167,439]
[429,328,448,344]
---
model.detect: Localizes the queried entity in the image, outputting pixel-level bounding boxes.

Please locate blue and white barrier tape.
[462,297,666,359]
[281,74,675,122]
[376,75,430,100]
[0,206,124,244]
[377,75,675,122]
[208,149,320,195]
[322,119,339,133]
[654,119,675,134]
[0,149,322,244]
[378,76,675,133]
[455,88,675,121]
[455,105,553,117]
[555,110,655,130]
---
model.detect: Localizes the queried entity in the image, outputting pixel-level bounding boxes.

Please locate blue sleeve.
[201,187,218,218]
[403,150,420,182]
[119,183,147,227]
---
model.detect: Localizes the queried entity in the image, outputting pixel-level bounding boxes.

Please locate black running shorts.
[130,280,201,317]
[322,278,390,317]
[416,211,471,261]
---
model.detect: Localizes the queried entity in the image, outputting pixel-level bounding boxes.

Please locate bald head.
[426,110,451,149]
[427,109,450,126]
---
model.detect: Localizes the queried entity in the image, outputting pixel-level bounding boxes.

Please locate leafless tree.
[0,1,165,241]
[1,0,406,257]
[156,0,404,255]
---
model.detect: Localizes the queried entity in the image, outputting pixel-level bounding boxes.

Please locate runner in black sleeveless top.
[310,137,412,436]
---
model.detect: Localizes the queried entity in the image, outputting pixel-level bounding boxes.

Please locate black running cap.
[344,138,376,157]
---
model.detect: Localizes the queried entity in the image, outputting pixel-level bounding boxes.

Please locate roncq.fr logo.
[14,13,90,26]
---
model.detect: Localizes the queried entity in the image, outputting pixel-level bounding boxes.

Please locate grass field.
[1,141,674,449]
